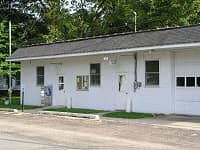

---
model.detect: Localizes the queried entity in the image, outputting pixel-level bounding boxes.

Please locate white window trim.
[36,66,45,86]
[186,76,196,88]
[90,63,101,87]
[196,76,200,88]
[176,76,186,88]
[58,75,64,91]
[118,74,127,92]
[76,75,89,91]
[176,75,199,88]
[145,60,160,88]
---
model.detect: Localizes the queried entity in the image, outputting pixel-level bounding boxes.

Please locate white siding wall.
[133,51,173,114]
[21,61,41,105]
[20,48,200,115]
[21,54,135,111]
[175,49,200,115]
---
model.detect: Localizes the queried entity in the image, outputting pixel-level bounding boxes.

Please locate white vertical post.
[126,92,131,112]
[9,20,12,104]
[133,11,137,32]
[171,52,175,113]
[8,0,12,105]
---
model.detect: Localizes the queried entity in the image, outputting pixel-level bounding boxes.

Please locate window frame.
[176,76,186,88]
[36,66,44,86]
[176,76,199,88]
[118,74,126,92]
[196,76,200,88]
[145,60,160,87]
[186,76,196,88]
[90,63,101,87]
[58,76,64,91]
[76,75,89,91]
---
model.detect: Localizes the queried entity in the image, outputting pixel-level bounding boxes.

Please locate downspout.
[134,52,138,92]
[127,52,138,112]
[125,10,138,112]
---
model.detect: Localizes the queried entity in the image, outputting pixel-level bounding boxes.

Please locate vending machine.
[41,85,53,106]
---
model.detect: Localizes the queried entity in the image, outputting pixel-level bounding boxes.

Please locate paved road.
[0,112,200,150]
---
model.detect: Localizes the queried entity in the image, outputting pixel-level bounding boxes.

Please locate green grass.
[0,97,42,110]
[44,107,105,114]
[103,111,154,119]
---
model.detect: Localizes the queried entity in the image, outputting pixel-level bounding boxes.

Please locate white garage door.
[175,50,200,115]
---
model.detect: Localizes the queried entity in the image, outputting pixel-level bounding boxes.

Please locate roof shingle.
[8,24,200,60]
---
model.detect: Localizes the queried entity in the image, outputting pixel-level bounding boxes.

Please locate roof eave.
[7,42,200,62]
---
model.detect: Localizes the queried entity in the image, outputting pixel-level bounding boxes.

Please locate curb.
[38,111,100,120]
[0,108,18,112]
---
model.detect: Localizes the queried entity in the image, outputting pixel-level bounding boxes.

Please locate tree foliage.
[0,0,200,77]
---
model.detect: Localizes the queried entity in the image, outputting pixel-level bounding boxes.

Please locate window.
[145,60,159,86]
[90,63,100,86]
[119,75,126,92]
[76,75,89,91]
[58,76,64,90]
[37,66,44,86]
[176,77,185,87]
[176,76,199,88]
[15,72,20,87]
[186,77,195,87]
[197,77,200,87]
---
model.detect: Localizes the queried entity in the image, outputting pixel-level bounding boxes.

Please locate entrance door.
[56,75,66,105]
[115,73,129,110]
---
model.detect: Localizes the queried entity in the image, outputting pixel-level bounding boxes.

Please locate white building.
[8,25,200,115]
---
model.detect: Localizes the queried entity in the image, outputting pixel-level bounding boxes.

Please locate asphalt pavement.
[0,111,200,150]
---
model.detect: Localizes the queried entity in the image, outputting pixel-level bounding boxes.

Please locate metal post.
[133,11,137,32]
[22,88,24,112]
[8,0,12,105]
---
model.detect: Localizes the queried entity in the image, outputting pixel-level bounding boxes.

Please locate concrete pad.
[0,108,18,112]
[135,115,200,131]
[38,110,100,120]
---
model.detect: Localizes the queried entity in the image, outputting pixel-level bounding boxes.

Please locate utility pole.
[8,0,12,105]
[133,11,137,32]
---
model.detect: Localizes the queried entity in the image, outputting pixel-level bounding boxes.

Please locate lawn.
[44,107,105,114]
[103,111,154,119]
[0,97,42,110]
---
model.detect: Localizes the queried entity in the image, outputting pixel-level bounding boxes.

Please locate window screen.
[90,63,100,86]
[37,66,44,86]
[145,61,159,86]
[176,77,185,87]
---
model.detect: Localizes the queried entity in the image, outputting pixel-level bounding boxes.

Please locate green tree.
[0,21,19,76]
[0,0,199,74]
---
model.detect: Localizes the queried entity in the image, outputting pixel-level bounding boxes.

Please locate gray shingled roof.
[8,24,200,61]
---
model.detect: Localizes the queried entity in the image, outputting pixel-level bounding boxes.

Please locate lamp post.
[133,11,137,32]
[8,0,12,105]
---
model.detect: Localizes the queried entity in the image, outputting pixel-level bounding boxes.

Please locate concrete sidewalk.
[112,115,200,131]
[24,107,200,131]
[24,105,63,113]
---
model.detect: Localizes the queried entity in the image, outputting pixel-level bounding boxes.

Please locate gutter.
[7,42,200,62]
